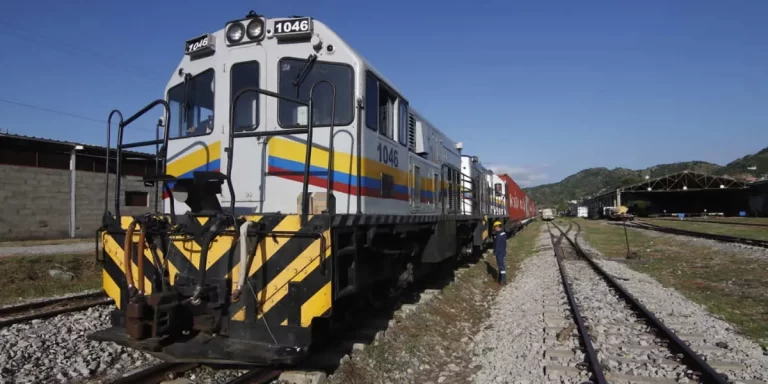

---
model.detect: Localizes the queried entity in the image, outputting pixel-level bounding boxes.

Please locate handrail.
[104,109,124,220]
[114,99,171,218]
[355,99,363,214]
[229,83,333,225]
[309,80,337,215]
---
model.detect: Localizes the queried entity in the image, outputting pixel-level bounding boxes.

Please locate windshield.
[278,58,353,127]
[166,69,215,139]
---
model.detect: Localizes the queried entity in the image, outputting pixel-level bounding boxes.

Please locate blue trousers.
[495,252,507,284]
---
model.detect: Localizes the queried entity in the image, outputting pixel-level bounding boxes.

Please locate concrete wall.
[0,164,161,241]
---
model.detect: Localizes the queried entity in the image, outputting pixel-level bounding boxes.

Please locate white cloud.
[486,164,551,187]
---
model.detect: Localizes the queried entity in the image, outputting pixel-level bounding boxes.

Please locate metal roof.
[620,170,748,192]
[0,132,156,159]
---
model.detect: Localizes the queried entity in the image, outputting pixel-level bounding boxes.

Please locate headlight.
[226,23,245,43]
[246,19,264,40]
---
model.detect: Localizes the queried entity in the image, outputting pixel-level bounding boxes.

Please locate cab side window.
[231,61,260,132]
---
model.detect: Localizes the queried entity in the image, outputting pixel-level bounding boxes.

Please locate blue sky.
[1,0,766,187]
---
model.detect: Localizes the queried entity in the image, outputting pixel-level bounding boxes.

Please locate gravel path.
[0,305,157,384]
[0,241,94,257]
[470,225,592,383]
[573,229,768,383]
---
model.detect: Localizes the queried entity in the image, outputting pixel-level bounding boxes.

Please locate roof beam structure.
[621,171,748,193]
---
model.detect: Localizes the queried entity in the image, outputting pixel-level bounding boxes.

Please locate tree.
[556,202,568,213]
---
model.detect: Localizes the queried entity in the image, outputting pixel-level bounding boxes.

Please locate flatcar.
[89,11,533,367]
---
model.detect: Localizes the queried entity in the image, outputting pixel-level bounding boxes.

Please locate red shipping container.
[498,174,529,222]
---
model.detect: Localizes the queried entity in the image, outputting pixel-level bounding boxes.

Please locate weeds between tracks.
[579,219,768,348]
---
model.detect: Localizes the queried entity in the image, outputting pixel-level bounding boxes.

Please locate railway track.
[0,291,113,328]
[625,221,768,249]
[107,362,282,384]
[545,221,731,384]
[646,218,768,228]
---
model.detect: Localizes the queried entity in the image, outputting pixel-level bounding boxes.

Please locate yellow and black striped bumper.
[90,213,333,365]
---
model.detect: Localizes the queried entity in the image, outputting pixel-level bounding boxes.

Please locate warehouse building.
[0,133,160,241]
[583,171,753,218]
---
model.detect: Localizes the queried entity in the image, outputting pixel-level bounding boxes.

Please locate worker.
[493,221,507,285]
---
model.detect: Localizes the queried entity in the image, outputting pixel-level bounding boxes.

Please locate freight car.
[89,11,532,367]
[497,173,537,231]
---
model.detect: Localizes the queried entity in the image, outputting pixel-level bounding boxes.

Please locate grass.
[653,217,768,225]
[0,253,103,306]
[578,219,768,347]
[640,218,768,241]
[329,221,544,384]
[0,238,92,248]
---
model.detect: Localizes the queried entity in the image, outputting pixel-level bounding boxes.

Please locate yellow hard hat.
[493,221,503,227]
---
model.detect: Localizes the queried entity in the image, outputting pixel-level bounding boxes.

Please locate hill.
[523,146,768,207]
[715,147,768,180]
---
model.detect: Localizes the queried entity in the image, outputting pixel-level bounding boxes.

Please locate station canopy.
[620,171,748,193]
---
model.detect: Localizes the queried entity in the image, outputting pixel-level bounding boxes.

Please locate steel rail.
[225,369,283,384]
[109,362,199,384]
[646,218,768,228]
[546,222,608,384]
[553,221,728,384]
[0,294,113,328]
[629,221,768,248]
[0,291,107,317]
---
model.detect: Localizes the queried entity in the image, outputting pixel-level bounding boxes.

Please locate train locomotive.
[89,11,537,367]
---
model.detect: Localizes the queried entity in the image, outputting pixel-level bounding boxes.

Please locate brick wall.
[0,164,161,241]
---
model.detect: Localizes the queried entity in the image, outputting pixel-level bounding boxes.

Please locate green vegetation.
[641,218,768,241]
[0,238,91,248]
[718,146,768,180]
[0,253,102,306]
[578,220,768,347]
[523,146,768,207]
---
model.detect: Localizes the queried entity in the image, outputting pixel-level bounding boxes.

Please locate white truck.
[541,208,555,221]
[577,206,588,218]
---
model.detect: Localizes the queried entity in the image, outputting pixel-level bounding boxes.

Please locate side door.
[221,45,267,213]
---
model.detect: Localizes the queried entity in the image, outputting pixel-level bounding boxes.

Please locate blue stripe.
[268,156,411,195]
[166,159,221,189]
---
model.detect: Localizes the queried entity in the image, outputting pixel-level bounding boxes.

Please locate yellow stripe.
[166,141,222,177]
[103,269,122,310]
[169,234,236,273]
[269,136,358,175]
[232,307,246,321]
[301,282,331,327]
[102,231,153,294]
[247,215,302,275]
[257,230,331,317]
[268,137,413,186]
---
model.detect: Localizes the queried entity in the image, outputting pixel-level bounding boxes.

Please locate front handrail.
[309,80,337,215]
[114,99,171,218]
[104,109,124,220]
[228,81,335,225]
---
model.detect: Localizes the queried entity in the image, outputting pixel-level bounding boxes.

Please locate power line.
[0,20,164,83]
[0,97,104,123]
[0,96,154,132]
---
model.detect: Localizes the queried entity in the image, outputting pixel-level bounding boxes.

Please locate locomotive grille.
[407,113,416,152]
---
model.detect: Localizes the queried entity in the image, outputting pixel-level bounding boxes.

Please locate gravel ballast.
[0,305,156,384]
[573,230,768,382]
[470,225,586,383]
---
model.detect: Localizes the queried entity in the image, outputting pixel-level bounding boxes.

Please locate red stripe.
[160,167,411,202]
[268,165,409,201]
